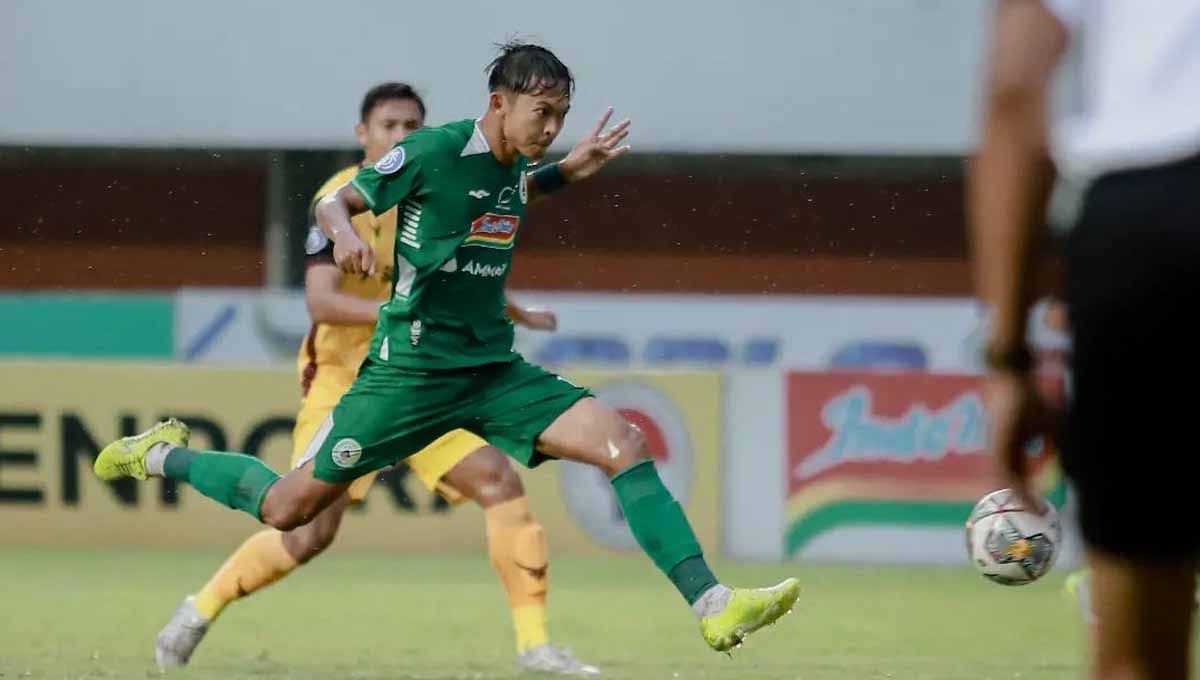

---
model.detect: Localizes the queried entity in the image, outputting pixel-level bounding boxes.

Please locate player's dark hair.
[486,41,574,98]
[359,82,427,122]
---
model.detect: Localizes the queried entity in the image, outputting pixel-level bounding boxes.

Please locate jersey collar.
[460,119,492,157]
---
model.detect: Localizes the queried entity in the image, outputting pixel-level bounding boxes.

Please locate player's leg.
[1087,551,1196,680]
[410,435,545,644]
[93,417,344,528]
[95,360,414,527]
[208,492,352,614]
[538,397,719,598]
[154,390,379,669]
[1062,167,1200,679]
[545,399,798,652]
[153,492,353,668]
[407,431,599,675]
[474,362,798,652]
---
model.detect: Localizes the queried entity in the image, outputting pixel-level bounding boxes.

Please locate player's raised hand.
[559,107,631,183]
[333,230,375,276]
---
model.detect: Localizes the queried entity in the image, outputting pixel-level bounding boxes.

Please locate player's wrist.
[329,225,360,245]
[535,161,571,191]
[982,342,1034,374]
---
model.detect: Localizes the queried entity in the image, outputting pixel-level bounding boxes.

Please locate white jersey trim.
[461,119,492,157]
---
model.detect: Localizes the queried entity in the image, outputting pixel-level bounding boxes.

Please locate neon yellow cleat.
[93,418,190,481]
[699,577,800,653]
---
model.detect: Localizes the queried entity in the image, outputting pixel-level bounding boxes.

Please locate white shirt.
[1043,0,1200,179]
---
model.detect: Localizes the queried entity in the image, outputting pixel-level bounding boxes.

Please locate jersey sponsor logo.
[331,438,363,469]
[464,213,519,249]
[468,189,490,199]
[373,146,406,175]
[461,260,507,278]
[304,225,330,255]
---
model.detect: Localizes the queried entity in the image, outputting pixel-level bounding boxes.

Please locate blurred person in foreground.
[98,41,799,660]
[153,81,597,676]
[971,0,1200,678]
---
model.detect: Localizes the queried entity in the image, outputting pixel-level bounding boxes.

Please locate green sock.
[611,459,719,604]
[164,447,280,521]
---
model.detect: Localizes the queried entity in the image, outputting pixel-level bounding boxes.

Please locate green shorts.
[296,357,592,484]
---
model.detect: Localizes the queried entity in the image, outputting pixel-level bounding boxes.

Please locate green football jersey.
[350,119,530,370]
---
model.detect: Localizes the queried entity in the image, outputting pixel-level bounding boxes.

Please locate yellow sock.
[485,497,551,653]
[513,605,550,653]
[193,529,299,621]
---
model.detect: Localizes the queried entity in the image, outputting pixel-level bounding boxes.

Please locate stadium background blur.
[1,2,1093,678]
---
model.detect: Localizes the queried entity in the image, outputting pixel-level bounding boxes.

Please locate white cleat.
[516,644,601,676]
[154,595,211,670]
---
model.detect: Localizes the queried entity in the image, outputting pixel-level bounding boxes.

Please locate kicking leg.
[439,444,599,676]
[93,418,348,528]
[538,397,800,653]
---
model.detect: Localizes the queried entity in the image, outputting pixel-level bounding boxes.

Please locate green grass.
[0,547,1087,679]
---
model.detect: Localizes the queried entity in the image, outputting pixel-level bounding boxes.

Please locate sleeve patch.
[373,146,406,175]
[304,225,331,255]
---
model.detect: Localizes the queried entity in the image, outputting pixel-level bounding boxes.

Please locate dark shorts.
[1062,152,1200,560]
[297,357,592,484]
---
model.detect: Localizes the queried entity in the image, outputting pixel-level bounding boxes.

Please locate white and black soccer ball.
[965,488,1061,586]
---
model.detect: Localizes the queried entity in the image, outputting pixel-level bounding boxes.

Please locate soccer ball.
[965,488,1061,586]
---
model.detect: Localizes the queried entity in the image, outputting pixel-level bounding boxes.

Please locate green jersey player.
[95,42,799,655]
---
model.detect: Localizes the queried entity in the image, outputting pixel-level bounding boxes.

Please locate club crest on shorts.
[373,146,406,175]
[331,438,363,468]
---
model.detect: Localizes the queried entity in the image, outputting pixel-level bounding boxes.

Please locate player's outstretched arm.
[505,294,557,331]
[969,0,1067,510]
[527,107,631,203]
[314,184,375,275]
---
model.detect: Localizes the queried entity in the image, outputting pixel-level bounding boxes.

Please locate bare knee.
[601,419,651,477]
[260,501,302,531]
[260,494,326,532]
[445,447,524,508]
[258,468,344,531]
[474,460,524,507]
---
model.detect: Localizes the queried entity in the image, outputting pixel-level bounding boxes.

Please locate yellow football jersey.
[297,165,397,395]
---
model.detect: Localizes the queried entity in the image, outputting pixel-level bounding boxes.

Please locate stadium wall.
[0,154,986,294]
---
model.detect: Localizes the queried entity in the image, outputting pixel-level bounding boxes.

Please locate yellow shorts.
[291,373,486,504]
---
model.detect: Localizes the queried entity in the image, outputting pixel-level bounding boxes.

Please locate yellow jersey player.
[152,82,598,676]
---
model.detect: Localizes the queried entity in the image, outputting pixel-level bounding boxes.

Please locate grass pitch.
[0,547,1087,679]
